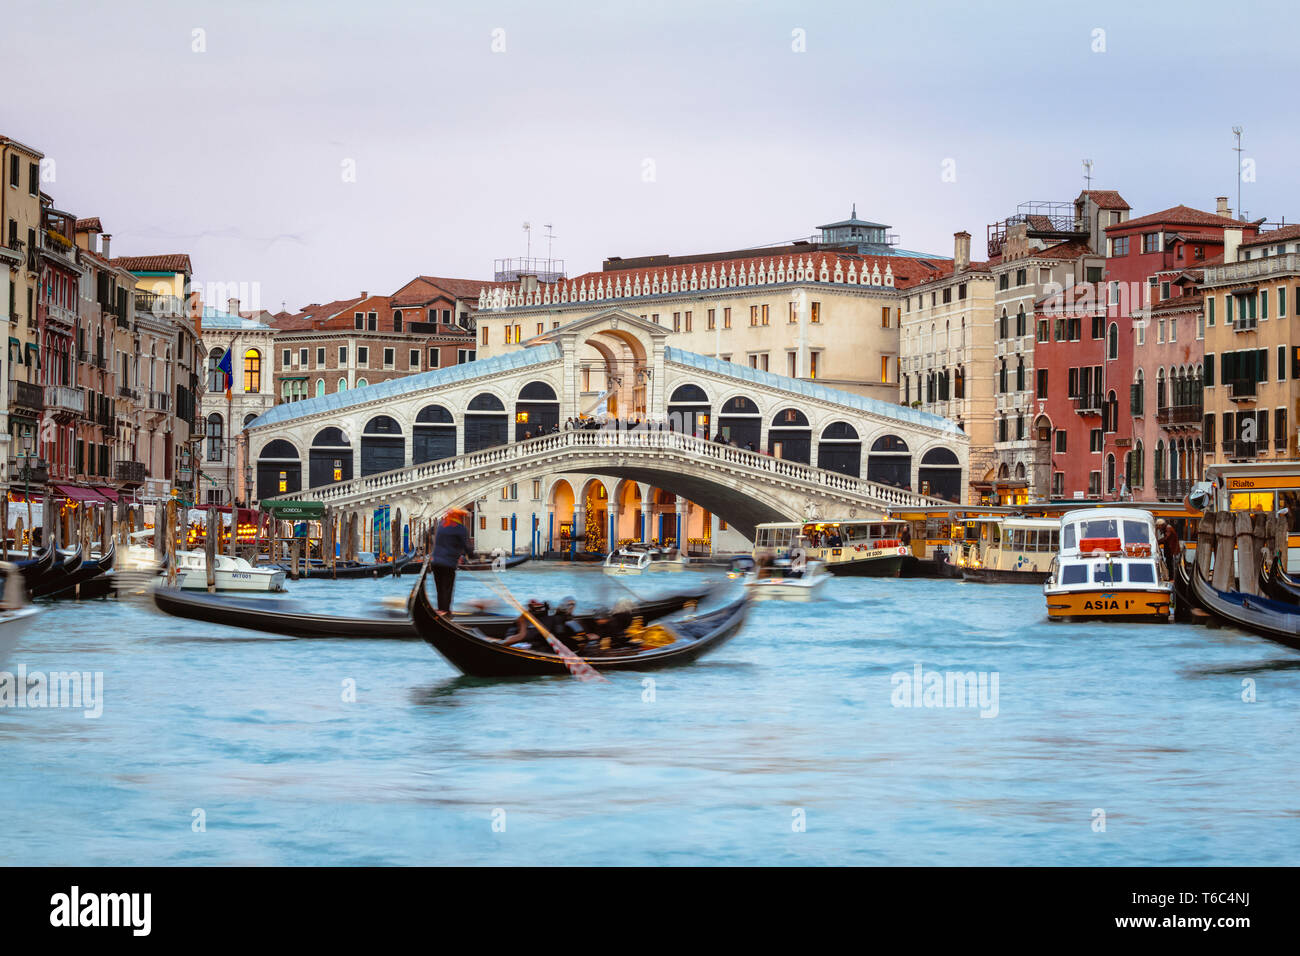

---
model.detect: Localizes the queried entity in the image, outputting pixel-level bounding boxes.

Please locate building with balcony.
[35,196,85,486]
[199,301,277,506]
[1201,225,1300,466]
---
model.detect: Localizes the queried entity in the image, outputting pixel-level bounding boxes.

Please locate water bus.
[961,517,1059,584]
[1202,461,1300,573]
[1043,508,1171,621]
[753,520,911,576]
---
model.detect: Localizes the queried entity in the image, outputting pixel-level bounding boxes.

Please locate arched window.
[337,379,348,392]
[243,349,261,393]
[356,378,368,387]
[315,378,325,398]
[818,422,861,478]
[207,349,225,392]
[392,309,403,332]
[919,447,961,501]
[867,434,910,487]
[669,384,708,403]
[1107,322,1119,360]
[206,412,223,461]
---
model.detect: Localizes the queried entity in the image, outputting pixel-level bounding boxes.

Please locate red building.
[1103,202,1257,500]
[35,196,82,484]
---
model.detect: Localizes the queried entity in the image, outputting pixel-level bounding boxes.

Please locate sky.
[3,0,1296,313]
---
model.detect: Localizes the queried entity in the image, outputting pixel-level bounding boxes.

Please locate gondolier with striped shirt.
[432,509,472,614]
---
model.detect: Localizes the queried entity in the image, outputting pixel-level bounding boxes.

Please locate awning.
[261,499,325,519]
[53,484,110,503]
[94,487,119,501]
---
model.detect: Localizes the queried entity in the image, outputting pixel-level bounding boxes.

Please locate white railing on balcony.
[43,385,86,415]
[279,429,957,511]
[1204,252,1300,285]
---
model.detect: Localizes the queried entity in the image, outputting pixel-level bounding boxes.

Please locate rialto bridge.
[246,309,969,551]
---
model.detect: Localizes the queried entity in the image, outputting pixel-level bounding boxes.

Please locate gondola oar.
[483,574,608,683]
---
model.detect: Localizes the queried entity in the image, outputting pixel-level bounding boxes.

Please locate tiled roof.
[110,254,193,274]
[247,344,562,429]
[1033,240,1093,260]
[1240,223,1300,248]
[75,217,102,233]
[1106,205,1248,232]
[270,296,368,330]
[1150,293,1203,314]
[665,348,965,437]
[1081,190,1130,210]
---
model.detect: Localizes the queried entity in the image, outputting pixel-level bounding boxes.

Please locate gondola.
[410,563,748,676]
[1259,556,1300,606]
[1189,558,1300,649]
[37,543,116,600]
[277,552,418,579]
[15,547,55,588]
[151,582,717,640]
[398,554,531,574]
[27,545,83,598]
[0,562,41,669]
[1172,550,1204,621]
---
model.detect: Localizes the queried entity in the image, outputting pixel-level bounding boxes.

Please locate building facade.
[1201,224,1300,467]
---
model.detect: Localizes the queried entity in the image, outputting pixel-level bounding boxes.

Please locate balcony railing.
[1222,439,1259,459]
[115,460,147,483]
[1072,393,1103,415]
[8,457,49,485]
[1204,252,1300,285]
[1226,379,1257,402]
[1155,478,1193,501]
[44,385,86,416]
[8,379,44,411]
[1156,404,1203,426]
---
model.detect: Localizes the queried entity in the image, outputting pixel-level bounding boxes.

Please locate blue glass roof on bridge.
[665,347,963,435]
[247,344,561,428]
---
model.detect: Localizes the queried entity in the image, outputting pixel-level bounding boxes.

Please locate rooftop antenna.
[523,221,531,259]
[1232,125,1243,219]
[544,222,556,262]
[1082,159,1093,189]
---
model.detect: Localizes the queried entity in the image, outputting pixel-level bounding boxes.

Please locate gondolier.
[432,509,472,614]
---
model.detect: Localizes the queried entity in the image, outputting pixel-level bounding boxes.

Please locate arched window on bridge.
[867,434,910,488]
[818,422,861,478]
[668,384,710,438]
[918,447,961,501]
[718,395,761,450]
[309,426,352,488]
[767,408,810,463]
[256,439,301,501]
[515,381,559,441]
[465,392,507,453]
[414,405,456,463]
[361,415,404,476]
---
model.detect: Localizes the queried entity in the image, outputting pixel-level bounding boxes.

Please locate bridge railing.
[291,429,953,509]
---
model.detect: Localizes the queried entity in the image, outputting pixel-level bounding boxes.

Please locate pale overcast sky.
[3,0,1295,312]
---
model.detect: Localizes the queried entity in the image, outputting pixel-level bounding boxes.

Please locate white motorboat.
[0,562,41,668]
[743,559,830,601]
[602,545,688,575]
[173,551,286,592]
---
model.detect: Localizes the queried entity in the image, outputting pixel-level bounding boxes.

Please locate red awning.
[54,484,109,503]
[94,487,119,501]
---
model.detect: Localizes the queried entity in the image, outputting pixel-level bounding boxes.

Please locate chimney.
[360,291,368,300]
[101,234,111,258]
[953,231,971,272]
[1216,197,1231,218]
[228,297,240,316]
[1223,228,1242,264]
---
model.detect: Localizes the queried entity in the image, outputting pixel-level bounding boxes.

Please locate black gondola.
[398,553,530,574]
[16,547,55,588]
[275,553,418,579]
[1189,559,1300,649]
[38,543,116,600]
[1259,556,1300,606]
[151,582,717,640]
[410,563,748,677]
[28,545,83,597]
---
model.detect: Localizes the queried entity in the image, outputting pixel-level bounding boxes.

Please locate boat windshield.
[1061,564,1088,585]
[1121,519,1151,545]
[1128,563,1156,583]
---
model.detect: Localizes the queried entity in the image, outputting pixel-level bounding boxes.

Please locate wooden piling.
[1211,511,1236,592]
[165,498,178,587]
[205,505,218,592]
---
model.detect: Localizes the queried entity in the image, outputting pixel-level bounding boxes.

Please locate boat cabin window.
[1061,564,1088,585]
[1092,562,1123,584]
[1127,563,1155,583]
[1079,519,1118,540]
[1121,520,1151,545]
[1063,524,1076,550]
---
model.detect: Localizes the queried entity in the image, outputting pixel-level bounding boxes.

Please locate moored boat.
[602,545,687,575]
[34,543,115,599]
[961,517,1058,585]
[1190,559,1300,649]
[173,551,286,592]
[1043,508,1172,622]
[755,519,911,577]
[0,562,41,668]
[410,563,748,676]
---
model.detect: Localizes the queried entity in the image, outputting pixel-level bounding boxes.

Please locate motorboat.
[1043,508,1171,621]
[961,517,1059,584]
[173,551,286,592]
[743,559,829,601]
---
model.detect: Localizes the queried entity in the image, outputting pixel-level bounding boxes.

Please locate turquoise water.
[1,565,1297,866]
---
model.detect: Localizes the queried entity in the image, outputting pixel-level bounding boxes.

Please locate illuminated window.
[723,308,731,329]
[242,349,261,392]
[515,411,529,423]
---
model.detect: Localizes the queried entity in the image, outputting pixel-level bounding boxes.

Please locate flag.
[217,348,234,400]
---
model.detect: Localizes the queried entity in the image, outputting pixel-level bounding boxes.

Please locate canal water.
[2,564,1297,866]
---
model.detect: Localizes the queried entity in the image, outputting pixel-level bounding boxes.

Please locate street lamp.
[18,428,36,557]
